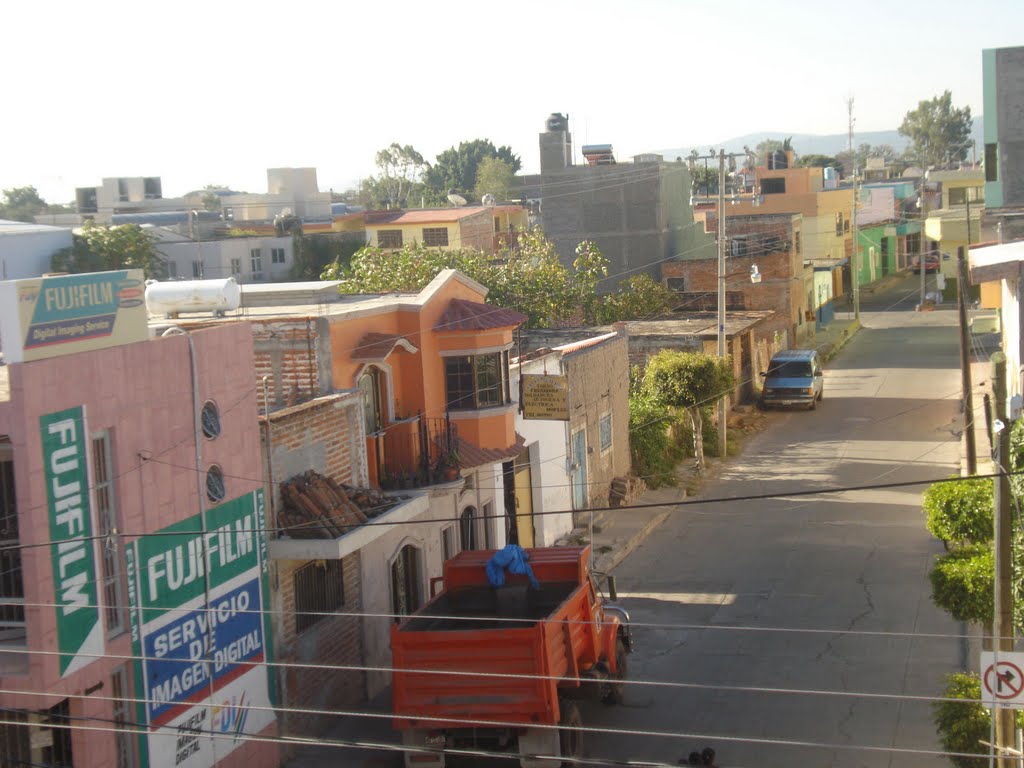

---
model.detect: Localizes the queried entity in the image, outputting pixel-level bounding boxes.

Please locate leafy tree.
[51,221,165,278]
[359,143,432,209]
[835,143,899,176]
[291,233,363,281]
[922,477,993,547]
[639,351,734,469]
[426,139,521,197]
[473,157,516,203]
[899,91,973,169]
[598,275,674,323]
[690,164,718,195]
[628,371,684,486]
[200,185,223,211]
[798,154,841,169]
[1,186,50,222]
[932,673,992,768]
[754,138,793,167]
[929,544,994,625]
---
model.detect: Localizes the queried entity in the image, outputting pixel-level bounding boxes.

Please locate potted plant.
[440,450,461,481]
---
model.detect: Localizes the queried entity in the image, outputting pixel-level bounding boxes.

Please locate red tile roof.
[457,433,526,469]
[365,207,489,225]
[435,299,527,332]
[351,332,418,361]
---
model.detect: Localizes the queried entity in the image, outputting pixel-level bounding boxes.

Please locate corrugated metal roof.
[435,298,527,332]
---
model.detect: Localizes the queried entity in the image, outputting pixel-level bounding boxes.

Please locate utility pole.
[919,172,928,309]
[991,352,1015,765]
[848,98,860,321]
[717,149,728,458]
[957,254,977,474]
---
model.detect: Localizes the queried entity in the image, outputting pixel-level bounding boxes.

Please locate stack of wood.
[279,471,371,539]
[338,484,392,518]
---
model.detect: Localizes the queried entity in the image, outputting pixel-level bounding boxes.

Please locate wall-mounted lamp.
[750,265,762,284]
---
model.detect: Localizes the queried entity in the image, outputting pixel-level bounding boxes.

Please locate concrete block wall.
[249,318,324,411]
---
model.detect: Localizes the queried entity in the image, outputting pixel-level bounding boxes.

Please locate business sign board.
[126,491,276,768]
[521,374,570,420]
[0,269,148,363]
[40,405,103,676]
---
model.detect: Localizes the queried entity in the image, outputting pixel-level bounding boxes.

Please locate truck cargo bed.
[401,582,578,632]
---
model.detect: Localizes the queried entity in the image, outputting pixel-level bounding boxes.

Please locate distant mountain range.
[655,118,984,161]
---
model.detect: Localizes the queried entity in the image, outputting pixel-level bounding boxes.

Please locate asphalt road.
[580,279,970,768]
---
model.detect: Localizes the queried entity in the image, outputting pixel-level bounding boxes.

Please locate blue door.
[571,429,587,510]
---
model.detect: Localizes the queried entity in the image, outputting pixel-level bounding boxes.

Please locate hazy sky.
[4,0,1021,204]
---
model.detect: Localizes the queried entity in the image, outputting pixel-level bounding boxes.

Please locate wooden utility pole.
[991,352,1015,765]
[957,254,977,475]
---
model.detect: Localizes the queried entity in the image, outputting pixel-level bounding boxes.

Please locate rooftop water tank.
[546,113,568,132]
[145,277,241,318]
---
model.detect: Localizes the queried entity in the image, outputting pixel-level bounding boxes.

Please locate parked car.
[760,349,824,410]
[911,254,941,274]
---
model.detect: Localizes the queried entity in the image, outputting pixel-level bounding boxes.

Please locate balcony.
[371,414,460,491]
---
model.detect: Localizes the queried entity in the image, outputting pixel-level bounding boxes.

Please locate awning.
[456,433,526,469]
[351,332,418,362]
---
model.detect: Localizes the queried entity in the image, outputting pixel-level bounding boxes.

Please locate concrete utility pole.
[957,254,977,475]
[991,352,1015,765]
[717,149,728,458]
[848,97,860,321]
[919,173,928,309]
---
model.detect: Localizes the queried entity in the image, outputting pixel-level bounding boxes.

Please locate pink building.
[0,271,278,768]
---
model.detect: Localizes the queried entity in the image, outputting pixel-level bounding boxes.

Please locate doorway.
[512,450,535,548]
[570,429,587,512]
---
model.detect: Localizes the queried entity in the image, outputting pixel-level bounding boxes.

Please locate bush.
[929,545,994,624]
[922,477,993,546]
[932,673,989,768]
[628,389,682,487]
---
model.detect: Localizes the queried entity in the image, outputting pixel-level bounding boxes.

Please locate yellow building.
[364,205,529,253]
[924,169,984,277]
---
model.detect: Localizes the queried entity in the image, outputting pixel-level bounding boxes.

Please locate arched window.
[460,507,477,552]
[391,544,423,618]
[357,366,386,434]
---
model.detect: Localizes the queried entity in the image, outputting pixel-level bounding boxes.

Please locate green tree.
[929,544,994,625]
[200,185,223,211]
[899,91,973,169]
[51,221,165,278]
[628,371,683,486]
[360,143,432,209]
[690,164,718,195]
[426,139,521,197]
[640,351,734,469]
[922,477,993,547]
[932,673,993,768]
[0,186,49,222]
[291,233,363,281]
[322,231,610,329]
[798,154,841,169]
[755,138,793,167]
[473,157,516,203]
[598,275,674,323]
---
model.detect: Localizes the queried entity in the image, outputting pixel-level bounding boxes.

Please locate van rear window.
[768,361,812,377]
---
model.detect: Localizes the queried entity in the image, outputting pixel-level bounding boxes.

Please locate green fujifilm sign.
[41,406,103,676]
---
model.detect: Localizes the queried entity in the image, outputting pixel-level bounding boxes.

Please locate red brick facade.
[250,318,324,412]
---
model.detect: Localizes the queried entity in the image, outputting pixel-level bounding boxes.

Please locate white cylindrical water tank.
[145,277,241,316]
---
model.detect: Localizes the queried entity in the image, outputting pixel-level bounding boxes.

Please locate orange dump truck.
[391,546,631,767]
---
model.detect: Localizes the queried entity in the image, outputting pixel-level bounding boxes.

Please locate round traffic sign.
[984,661,1024,700]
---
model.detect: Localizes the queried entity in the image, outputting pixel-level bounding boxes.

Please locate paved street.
[582,275,970,768]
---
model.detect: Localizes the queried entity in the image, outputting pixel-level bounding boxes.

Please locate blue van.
[760,349,823,410]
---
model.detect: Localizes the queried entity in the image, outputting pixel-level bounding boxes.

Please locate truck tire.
[558,700,583,765]
[603,639,628,705]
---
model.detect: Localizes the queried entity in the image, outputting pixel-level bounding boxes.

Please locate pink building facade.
[0,272,278,768]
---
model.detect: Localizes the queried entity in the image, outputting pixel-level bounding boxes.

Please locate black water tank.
[769,149,788,170]
[546,113,567,132]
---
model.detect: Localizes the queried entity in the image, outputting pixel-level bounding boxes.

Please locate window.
[271,247,286,264]
[230,258,241,275]
[167,261,177,279]
[494,217,501,233]
[191,260,203,279]
[201,400,221,439]
[986,143,999,182]
[482,501,494,549]
[391,545,423,617]
[224,206,235,221]
[761,177,786,194]
[835,213,844,237]
[112,667,134,768]
[250,248,263,276]
[444,351,511,410]
[0,442,23,635]
[378,230,403,248]
[358,366,386,433]
[143,177,162,199]
[666,277,685,293]
[423,227,449,247]
[459,507,478,551]
[117,179,129,202]
[93,432,124,635]
[206,465,225,503]
[795,231,801,254]
[843,217,850,233]
[294,559,345,633]
[442,525,457,561]
[599,413,613,453]
[949,187,983,206]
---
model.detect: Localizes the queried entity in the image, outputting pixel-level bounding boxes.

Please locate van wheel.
[809,397,817,411]
[558,701,583,765]
[603,639,628,705]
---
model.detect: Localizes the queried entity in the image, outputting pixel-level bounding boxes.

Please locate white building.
[74,176,188,223]
[0,219,73,279]
[152,229,295,282]
[220,168,332,224]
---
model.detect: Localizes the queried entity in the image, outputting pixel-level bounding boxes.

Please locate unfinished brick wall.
[275,553,365,738]
[250,317,324,412]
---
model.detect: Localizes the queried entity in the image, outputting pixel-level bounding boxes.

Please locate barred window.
[294,560,345,633]
[93,432,124,635]
[423,227,449,247]
[444,351,511,411]
[378,230,403,248]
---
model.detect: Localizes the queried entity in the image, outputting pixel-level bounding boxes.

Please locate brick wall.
[250,317,324,411]
[275,553,365,737]
[460,210,497,252]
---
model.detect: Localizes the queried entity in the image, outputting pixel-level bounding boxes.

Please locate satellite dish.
[281,207,293,217]
[447,189,467,206]
[481,193,497,206]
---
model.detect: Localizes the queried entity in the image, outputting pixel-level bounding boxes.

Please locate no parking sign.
[981,652,1024,708]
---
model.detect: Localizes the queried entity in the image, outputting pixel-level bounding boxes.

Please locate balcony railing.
[372,413,459,490]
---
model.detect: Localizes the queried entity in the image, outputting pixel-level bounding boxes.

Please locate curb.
[597,507,673,573]
[819,319,861,363]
